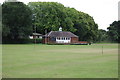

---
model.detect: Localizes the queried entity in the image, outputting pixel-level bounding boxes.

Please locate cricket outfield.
[2,43,118,78]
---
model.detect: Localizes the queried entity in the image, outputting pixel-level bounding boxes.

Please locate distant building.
[42,27,78,44]
[29,33,42,39]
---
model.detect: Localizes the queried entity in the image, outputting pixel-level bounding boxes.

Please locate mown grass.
[2,44,118,78]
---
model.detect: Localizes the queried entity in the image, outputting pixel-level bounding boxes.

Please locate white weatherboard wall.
[29,36,33,39]
[56,37,71,43]
[29,36,42,39]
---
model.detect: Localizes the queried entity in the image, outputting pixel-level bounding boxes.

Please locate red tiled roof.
[44,31,78,37]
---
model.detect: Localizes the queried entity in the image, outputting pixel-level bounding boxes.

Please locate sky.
[1,0,120,30]
[118,1,120,20]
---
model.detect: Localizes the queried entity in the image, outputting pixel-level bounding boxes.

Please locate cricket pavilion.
[42,27,80,44]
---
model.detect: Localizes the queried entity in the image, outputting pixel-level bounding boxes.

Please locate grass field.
[2,44,118,78]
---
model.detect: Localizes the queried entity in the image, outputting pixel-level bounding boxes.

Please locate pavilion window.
[66,37,68,40]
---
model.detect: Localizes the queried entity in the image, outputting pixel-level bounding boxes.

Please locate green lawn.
[2,44,118,78]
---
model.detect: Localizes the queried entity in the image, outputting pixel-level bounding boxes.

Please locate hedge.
[2,38,42,44]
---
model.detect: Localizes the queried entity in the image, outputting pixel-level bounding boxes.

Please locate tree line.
[2,2,119,43]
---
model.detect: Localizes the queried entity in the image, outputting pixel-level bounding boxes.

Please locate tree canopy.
[97,29,108,42]
[107,21,120,43]
[28,2,99,42]
[2,2,119,43]
[2,2,32,40]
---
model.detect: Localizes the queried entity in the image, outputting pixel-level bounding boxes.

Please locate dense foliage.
[2,2,32,43]
[97,29,108,42]
[28,2,99,42]
[107,21,120,43]
[3,2,119,43]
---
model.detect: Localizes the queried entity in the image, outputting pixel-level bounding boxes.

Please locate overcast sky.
[1,0,120,30]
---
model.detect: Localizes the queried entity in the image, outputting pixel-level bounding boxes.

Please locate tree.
[65,7,98,42]
[2,2,32,41]
[97,29,108,42]
[107,21,120,43]
[28,2,98,42]
[76,13,98,42]
[28,2,77,34]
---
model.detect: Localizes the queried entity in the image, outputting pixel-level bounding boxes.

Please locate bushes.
[30,38,42,44]
[2,37,42,44]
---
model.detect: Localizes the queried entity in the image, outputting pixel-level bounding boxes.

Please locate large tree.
[28,2,76,34]
[2,2,32,40]
[97,29,108,42]
[107,21,120,43]
[28,2,98,42]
